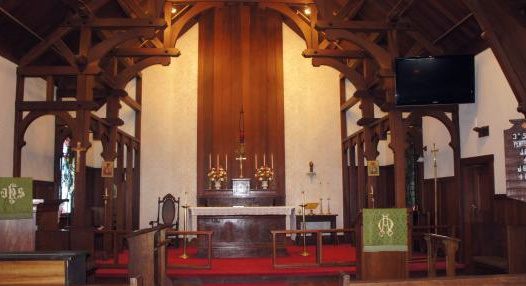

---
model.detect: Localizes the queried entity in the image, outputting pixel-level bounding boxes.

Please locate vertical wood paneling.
[197,6,285,200]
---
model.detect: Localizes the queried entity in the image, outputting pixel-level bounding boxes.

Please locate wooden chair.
[149,194,180,246]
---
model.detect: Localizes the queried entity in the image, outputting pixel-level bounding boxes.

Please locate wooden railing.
[164,230,213,269]
[341,274,526,286]
[93,229,132,268]
[424,233,461,277]
[271,228,356,269]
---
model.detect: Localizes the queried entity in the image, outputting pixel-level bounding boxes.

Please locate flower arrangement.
[207,167,227,182]
[255,166,274,181]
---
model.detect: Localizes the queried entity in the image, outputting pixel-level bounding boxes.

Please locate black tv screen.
[395,55,475,106]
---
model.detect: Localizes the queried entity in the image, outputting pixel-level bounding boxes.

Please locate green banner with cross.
[363,208,408,252]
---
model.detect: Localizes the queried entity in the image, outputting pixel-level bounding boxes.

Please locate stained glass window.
[59,137,75,214]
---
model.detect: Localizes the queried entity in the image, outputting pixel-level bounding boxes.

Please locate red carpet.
[95,244,461,279]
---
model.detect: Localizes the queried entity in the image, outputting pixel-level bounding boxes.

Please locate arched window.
[59,137,75,214]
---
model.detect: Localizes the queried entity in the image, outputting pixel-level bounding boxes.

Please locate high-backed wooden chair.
[149,194,180,246]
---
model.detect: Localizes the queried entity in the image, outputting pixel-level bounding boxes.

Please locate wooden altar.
[190,206,295,258]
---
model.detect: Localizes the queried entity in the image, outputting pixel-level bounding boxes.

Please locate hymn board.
[504,119,526,202]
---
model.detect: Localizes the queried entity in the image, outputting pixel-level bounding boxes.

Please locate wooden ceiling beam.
[65,18,167,29]
[432,13,473,45]
[341,96,360,112]
[18,66,102,76]
[111,48,181,57]
[316,20,413,32]
[117,0,165,48]
[166,0,315,3]
[465,0,526,116]
[16,101,100,111]
[406,31,443,55]
[386,0,414,22]
[334,0,365,21]
[302,48,365,59]
[19,0,111,67]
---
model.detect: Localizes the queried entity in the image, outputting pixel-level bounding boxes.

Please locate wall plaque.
[504,119,526,202]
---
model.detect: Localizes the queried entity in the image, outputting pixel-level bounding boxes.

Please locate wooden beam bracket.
[64,18,167,29]
[302,49,365,59]
[16,101,100,111]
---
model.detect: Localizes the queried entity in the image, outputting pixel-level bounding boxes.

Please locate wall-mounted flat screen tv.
[395,55,475,106]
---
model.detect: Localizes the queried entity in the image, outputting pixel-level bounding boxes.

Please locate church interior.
[1,0,526,285]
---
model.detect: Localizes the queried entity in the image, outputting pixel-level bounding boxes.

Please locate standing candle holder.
[300,191,309,257]
[326,197,331,215]
[180,192,190,259]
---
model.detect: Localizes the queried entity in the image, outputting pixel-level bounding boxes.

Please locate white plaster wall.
[423,117,454,179]
[140,24,199,228]
[0,56,55,180]
[121,79,136,136]
[21,78,55,181]
[459,48,522,193]
[0,56,16,177]
[283,24,344,228]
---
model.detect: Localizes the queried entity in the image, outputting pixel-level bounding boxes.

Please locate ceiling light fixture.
[171,7,177,14]
[304,7,311,15]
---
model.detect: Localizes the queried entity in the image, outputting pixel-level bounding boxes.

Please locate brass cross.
[71,141,87,173]
[235,153,246,178]
[430,143,439,168]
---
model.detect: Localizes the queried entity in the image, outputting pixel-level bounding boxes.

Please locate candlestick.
[263,153,266,166]
[184,191,188,206]
[225,154,228,171]
[209,154,212,169]
[255,154,257,169]
[271,154,274,169]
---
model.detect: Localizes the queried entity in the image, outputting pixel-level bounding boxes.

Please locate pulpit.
[0,199,43,252]
[356,209,409,280]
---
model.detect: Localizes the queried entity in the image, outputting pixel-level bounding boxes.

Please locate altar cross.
[236,153,246,178]
[71,141,87,173]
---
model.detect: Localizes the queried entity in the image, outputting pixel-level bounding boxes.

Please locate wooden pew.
[424,233,460,277]
[340,274,526,285]
[471,224,526,274]
[0,251,87,285]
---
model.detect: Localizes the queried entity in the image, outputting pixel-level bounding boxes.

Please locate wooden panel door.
[461,155,495,270]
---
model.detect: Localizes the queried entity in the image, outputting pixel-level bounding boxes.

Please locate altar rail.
[271,228,356,269]
[341,274,526,286]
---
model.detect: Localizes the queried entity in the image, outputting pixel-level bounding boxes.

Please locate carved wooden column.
[389,109,407,208]
[72,26,94,228]
[356,135,366,210]
[12,74,25,177]
[125,141,134,230]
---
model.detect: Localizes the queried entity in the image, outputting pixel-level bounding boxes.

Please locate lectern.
[356,208,409,280]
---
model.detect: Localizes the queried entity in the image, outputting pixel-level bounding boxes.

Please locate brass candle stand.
[299,202,309,257]
[180,193,190,259]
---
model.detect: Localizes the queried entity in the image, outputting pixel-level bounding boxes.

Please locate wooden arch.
[312,58,367,90]
[87,28,157,64]
[261,3,313,48]
[115,57,171,89]
[169,3,222,47]
[404,110,459,151]
[19,111,78,145]
[324,29,393,70]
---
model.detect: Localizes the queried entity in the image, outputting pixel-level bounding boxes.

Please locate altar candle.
[301,190,306,205]
[271,154,274,169]
[216,154,219,169]
[225,154,228,171]
[255,154,258,169]
[184,192,188,206]
[263,153,266,166]
[209,154,212,169]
